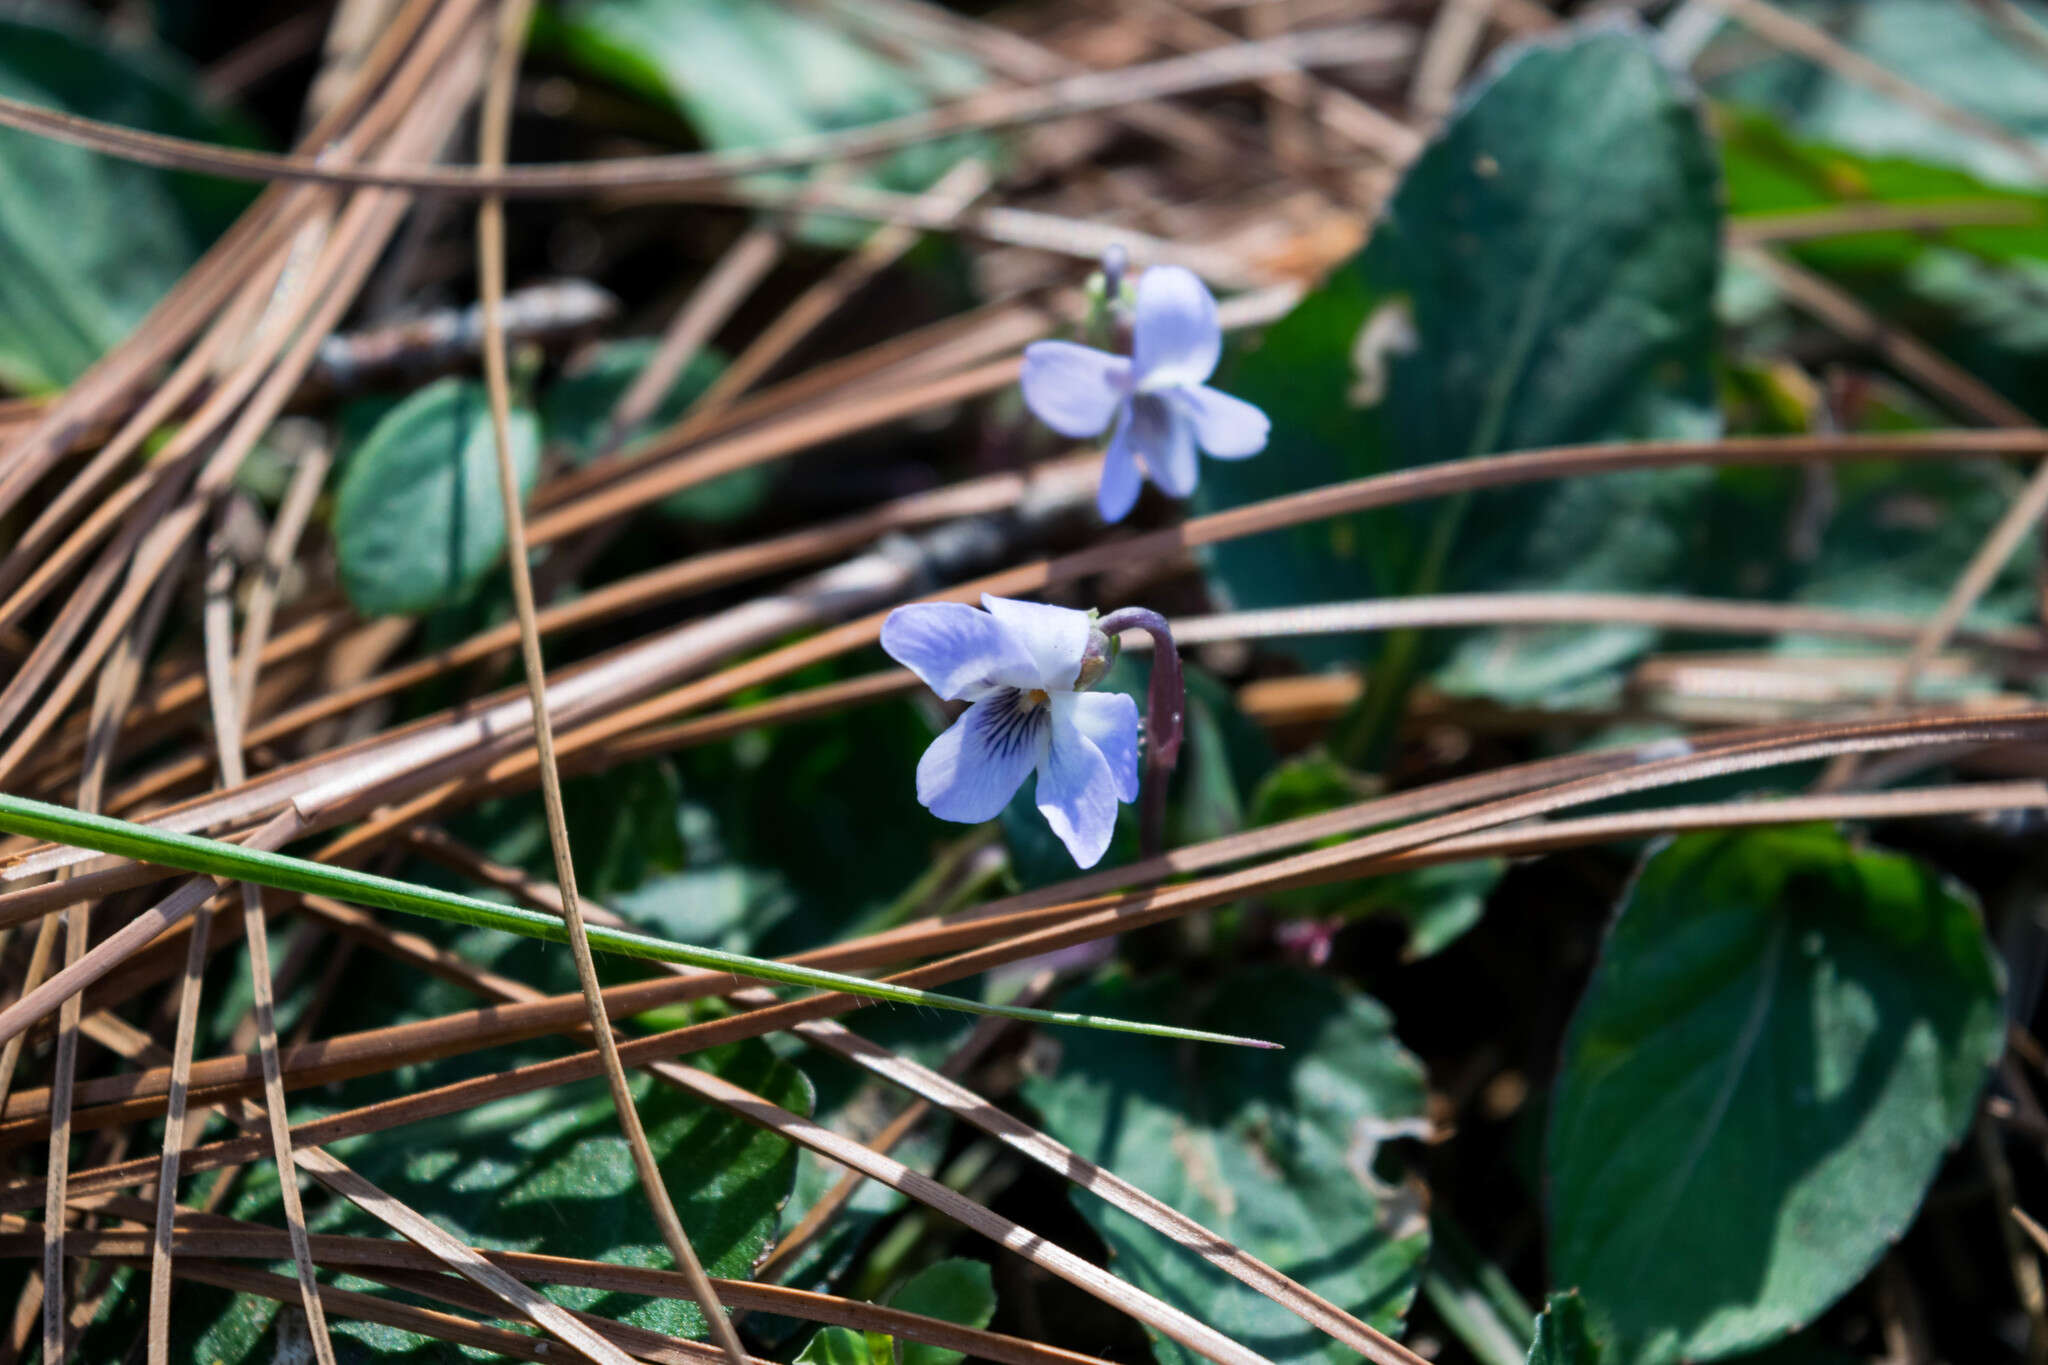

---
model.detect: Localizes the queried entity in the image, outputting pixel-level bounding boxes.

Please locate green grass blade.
[0,792,1276,1049]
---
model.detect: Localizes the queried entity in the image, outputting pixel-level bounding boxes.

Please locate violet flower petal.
[1175,383,1270,459]
[1020,340,1130,438]
[1060,690,1140,803]
[1036,712,1120,867]
[1131,265,1221,391]
[881,602,1040,701]
[917,694,1046,823]
[982,594,1090,690]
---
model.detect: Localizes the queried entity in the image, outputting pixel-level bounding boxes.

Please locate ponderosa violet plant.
[7,8,2045,1364]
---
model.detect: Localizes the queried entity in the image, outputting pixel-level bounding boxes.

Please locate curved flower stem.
[1100,606,1185,858]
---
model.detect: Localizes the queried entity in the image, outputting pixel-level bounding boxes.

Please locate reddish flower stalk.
[1099,606,1184,858]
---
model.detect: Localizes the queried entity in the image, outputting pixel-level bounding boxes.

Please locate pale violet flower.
[1020,264,1271,523]
[882,595,1139,868]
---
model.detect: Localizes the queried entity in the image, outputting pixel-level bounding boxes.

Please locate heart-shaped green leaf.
[1548,826,2003,1361]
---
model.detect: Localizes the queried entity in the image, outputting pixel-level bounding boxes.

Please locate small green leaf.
[1022,966,1431,1365]
[0,11,257,392]
[1720,108,2048,276]
[332,377,541,617]
[1527,1292,1603,1365]
[886,1259,996,1365]
[798,1328,876,1365]
[1547,826,2004,1362]
[791,1259,995,1365]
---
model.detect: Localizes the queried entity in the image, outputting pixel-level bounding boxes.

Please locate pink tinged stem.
[1099,606,1184,858]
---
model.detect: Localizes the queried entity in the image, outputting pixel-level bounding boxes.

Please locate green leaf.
[795,1260,997,1365]
[1199,25,1721,698]
[0,10,257,392]
[1547,826,2004,1362]
[1719,109,2048,276]
[539,0,985,247]
[886,1259,996,1365]
[1716,108,2048,423]
[1021,966,1432,1365]
[1174,666,1278,846]
[542,337,770,522]
[332,377,542,617]
[1527,1293,1603,1365]
[179,1041,809,1359]
[798,1328,877,1365]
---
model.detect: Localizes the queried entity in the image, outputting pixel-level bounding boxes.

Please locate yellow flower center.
[1024,688,1050,709]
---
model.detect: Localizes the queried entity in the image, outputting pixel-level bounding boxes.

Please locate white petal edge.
[1020,341,1131,439]
[1036,715,1120,868]
[1132,265,1221,391]
[917,697,1044,824]
[1059,690,1140,804]
[982,595,1090,690]
[881,603,1037,701]
[1175,384,1270,459]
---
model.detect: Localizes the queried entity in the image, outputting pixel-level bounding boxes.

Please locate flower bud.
[1100,243,1128,300]
[1075,617,1119,691]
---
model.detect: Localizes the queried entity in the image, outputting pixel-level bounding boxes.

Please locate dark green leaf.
[332,377,541,617]
[0,10,257,392]
[669,674,943,946]
[1527,1293,1603,1365]
[171,1041,810,1361]
[1174,666,1278,845]
[1547,826,2004,1362]
[1022,966,1431,1365]
[1199,26,1721,698]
